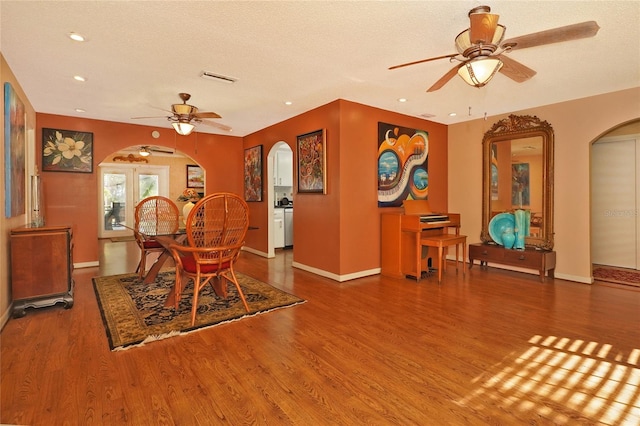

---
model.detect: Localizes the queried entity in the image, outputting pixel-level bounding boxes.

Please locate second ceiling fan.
[133,92,231,135]
[389,5,600,92]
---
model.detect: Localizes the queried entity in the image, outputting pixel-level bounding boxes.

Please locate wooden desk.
[381,212,461,280]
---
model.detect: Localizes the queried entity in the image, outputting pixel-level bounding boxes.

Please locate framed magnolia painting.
[42,128,93,173]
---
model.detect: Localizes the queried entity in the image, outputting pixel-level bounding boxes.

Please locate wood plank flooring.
[2,240,639,425]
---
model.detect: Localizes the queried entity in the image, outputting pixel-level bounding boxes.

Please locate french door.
[98,163,169,239]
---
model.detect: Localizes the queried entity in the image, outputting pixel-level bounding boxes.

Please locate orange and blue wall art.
[377,122,428,207]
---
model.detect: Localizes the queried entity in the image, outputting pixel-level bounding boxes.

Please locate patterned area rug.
[593,265,640,287]
[92,270,305,351]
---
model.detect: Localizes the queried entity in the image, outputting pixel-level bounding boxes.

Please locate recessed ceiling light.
[73,75,86,82]
[68,32,85,42]
[284,101,292,105]
[398,98,407,103]
[448,112,457,117]
[75,108,86,113]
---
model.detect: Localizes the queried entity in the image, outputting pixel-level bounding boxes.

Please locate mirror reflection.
[482,114,554,250]
[490,136,543,237]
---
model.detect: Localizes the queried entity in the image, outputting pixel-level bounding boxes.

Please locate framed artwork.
[297,129,326,194]
[377,122,429,207]
[244,145,263,202]
[512,163,530,206]
[4,83,26,217]
[186,165,205,188]
[491,144,499,200]
[42,128,93,173]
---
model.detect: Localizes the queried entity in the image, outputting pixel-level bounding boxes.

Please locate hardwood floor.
[2,241,639,425]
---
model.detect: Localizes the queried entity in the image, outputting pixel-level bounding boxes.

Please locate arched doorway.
[591,119,640,275]
[97,145,202,239]
[266,142,293,258]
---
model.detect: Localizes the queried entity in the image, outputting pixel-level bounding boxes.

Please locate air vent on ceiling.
[200,71,237,84]
[419,113,436,119]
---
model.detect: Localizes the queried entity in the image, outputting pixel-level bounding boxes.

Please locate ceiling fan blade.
[131,115,167,119]
[389,53,458,70]
[149,147,174,154]
[200,120,232,132]
[470,12,499,44]
[497,55,537,83]
[426,64,463,92]
[194,111,222,119]
[501,21,600,51]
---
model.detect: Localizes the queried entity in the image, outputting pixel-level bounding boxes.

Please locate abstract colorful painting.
[377,122,429,207]
[244,145,263,202]
[297,129,326,194]
[42,128,93,173]
[4,83,26,217]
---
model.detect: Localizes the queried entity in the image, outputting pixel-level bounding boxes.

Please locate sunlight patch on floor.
[457,335,640,425]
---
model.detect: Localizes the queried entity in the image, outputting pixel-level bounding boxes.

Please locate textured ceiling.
[2,1,639,137]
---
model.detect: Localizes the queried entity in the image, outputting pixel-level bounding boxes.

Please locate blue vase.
[502,229,516,249]
[514,209,528,249]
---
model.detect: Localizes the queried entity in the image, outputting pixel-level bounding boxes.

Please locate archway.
[266,141,294,258]
[97,145,202,238]
[590,119,640,280]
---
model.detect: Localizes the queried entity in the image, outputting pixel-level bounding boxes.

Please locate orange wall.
[243,100,448,277]
[34,101,447,279]
[36,113,244,265]
[1,54,37,321]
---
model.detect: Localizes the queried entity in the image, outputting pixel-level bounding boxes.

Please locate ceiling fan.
[138,145,174,157]
[389,5,600,92]
[133,92,231,135]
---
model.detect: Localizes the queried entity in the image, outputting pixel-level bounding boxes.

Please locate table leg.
[143,250,170,284]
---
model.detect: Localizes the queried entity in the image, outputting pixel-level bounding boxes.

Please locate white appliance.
[273,208,284,248]
[284,208,293,247]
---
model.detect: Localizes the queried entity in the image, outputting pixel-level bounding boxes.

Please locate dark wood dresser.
[469,243,556,282]
[10,225,74,317]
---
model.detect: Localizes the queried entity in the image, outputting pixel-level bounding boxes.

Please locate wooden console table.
[468,243,556,282]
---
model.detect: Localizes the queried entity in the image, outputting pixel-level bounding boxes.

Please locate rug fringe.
[111,300,306,351]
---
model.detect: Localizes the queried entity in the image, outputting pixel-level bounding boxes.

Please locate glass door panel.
[98,164,170,239]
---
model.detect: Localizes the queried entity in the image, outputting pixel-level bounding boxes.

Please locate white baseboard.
[242,247,270,258]
[291,261,380,282]
[74,261,99,269]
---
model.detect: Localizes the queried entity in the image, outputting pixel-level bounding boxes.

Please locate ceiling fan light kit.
[172,121,195,136]
[389,5,599,93]
[139,147,151,157]
[458,56,504,88]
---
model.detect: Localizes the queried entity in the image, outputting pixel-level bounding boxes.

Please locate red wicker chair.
[133,196,180,278]
[166,192,250,325]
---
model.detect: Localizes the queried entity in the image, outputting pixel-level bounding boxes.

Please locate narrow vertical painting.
[377,122,429,207]
[244,145,263,201]
[512,163,530,207]
[297,129,326,194]
[4,83,26,217]
[491,144,499,200]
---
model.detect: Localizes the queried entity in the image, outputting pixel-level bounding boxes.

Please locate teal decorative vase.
[502,229,516,249]
[514,209,528,249]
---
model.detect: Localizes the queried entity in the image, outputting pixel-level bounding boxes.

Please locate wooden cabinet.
[10,225,74,317]
[468,243,556,282]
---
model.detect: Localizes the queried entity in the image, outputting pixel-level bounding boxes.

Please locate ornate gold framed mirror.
[481,114,554,250]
